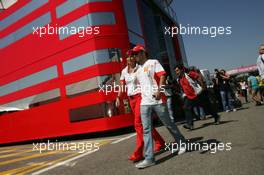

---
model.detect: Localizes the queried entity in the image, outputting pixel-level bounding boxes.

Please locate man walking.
[132,45,186,169]
[257,44,264,102]
[175,64,220,130]
[216,69,236,112]
[257,44,264,80]
[116,51,165,162]
[248,73,262,105]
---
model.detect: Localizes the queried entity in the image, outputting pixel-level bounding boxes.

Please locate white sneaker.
[135,159,155,169]
[225,110,231,113]
[233,109,237,112]
[178,146,186,155]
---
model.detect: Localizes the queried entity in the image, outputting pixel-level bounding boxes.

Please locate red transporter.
[0,0,187,144]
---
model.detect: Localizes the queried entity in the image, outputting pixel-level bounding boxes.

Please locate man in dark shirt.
[175,64,220,130]
[215,69,236,112]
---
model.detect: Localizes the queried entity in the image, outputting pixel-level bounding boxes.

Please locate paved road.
[0,102,263,175]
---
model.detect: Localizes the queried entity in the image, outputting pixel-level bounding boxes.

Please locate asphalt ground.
[0,102,263,175]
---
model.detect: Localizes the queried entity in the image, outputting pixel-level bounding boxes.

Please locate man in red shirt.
[175,64,220,130]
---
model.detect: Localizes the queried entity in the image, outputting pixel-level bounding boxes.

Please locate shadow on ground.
[191,120,239,131]
[155,137,223,165]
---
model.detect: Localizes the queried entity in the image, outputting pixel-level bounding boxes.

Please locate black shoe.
[183,124,194,130]
[214,115,220,125]
[256,102,262,106]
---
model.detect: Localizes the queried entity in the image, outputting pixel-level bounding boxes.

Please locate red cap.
[132,44,146,53]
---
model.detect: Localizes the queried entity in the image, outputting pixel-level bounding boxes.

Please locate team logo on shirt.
[144,66,149,72]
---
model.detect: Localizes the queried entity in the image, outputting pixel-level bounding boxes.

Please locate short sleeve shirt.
[257,54,264,79]
[136,59,166,105]
[120,66,141,96]
[248,76,259,89]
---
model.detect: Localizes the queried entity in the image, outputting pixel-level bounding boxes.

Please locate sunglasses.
[132,52,141,56]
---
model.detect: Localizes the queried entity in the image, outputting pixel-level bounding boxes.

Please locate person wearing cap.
[131,45,186,169]
[116,50,165,162]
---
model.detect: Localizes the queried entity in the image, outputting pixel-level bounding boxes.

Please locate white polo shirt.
[257,54,264,79]
[136,59,166,105]
[120,66,141,96]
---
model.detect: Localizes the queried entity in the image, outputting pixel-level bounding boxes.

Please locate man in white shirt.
[116,51,165,162]
[132,45,186,169]
[257,44,264,79]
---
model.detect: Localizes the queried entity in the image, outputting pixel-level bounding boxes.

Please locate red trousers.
[128,94,165,157]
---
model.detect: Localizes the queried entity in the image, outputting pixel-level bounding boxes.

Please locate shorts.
[252,86,259,93]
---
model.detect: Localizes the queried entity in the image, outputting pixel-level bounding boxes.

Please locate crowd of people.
[114,44,264,169]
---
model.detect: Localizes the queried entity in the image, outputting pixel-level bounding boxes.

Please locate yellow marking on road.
[0,152,80,175]
[0,147,33,154]
[23,140,111,175]
[18,153,80,175]
[0,149,35,159]
[0,150,62,166]
[0,148,19,154]
[0,153,78,175]
[0,139,111,175]
[0,144,31,151]
[0,146,17,151]
[0,163,41,175]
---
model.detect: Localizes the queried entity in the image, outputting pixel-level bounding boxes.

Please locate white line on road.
[31,134,136,174]
[31,149,99,175]
[111,133,136,144]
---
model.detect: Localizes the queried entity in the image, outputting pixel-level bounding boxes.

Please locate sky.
[172,0,264,72]
[1,0,263,73]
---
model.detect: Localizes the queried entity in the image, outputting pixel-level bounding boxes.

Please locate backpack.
[185,73,203,96]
